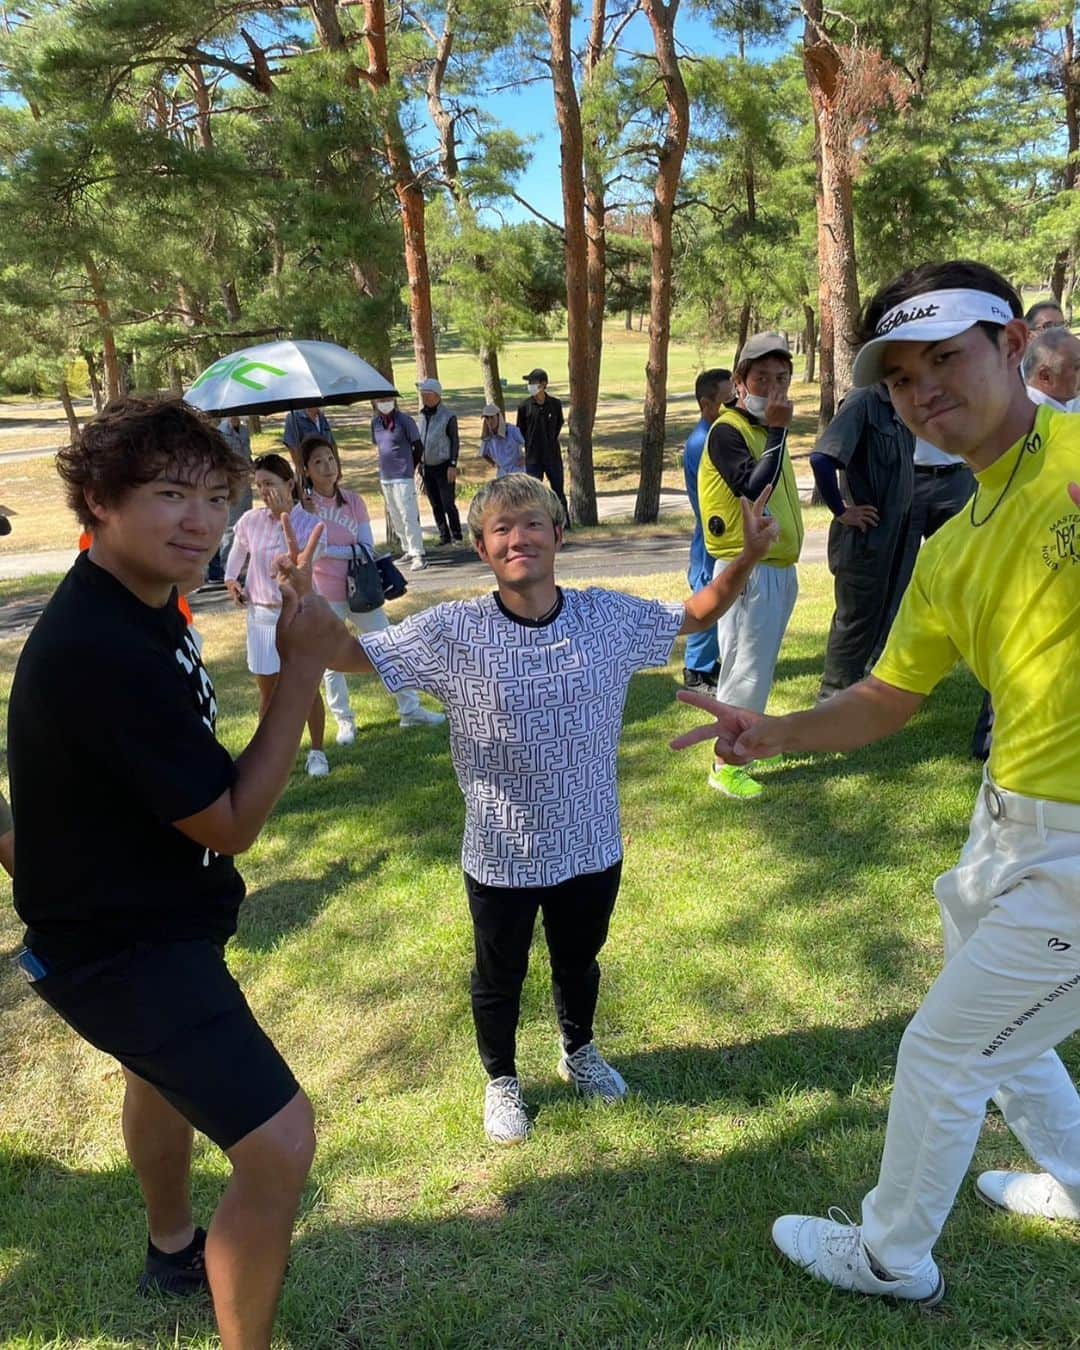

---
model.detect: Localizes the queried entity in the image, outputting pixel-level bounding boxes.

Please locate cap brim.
[852,320,981,387]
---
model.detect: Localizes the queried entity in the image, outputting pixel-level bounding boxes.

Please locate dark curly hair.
[56,396,252,531]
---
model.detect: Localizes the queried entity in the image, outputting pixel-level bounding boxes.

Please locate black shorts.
[31,939,299,1151]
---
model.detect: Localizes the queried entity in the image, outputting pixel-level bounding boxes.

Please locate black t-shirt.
[516,395,564,459]
[9,553,244,968]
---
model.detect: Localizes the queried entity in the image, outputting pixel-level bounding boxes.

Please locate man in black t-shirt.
[8,397,342,1350]
[516,368,570,522]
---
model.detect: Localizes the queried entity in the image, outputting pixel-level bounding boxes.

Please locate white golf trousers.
[381,477,426,560]
[861,776,1080,1277]
[711,558,798,713]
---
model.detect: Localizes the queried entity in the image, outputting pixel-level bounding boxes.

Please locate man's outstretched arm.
[679,486,779,634]
[671,676,924,763]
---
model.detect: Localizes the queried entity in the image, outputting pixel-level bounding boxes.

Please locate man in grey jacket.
[416,378,463,544]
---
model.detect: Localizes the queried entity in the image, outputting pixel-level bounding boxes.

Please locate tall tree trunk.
[625,308,633,331]
[803,302,817,383]
[82,349,104,412]
[736,300,751,357]
[187,61,213,150]
[634,0,690,523]
[84,257,121,402]
[221,280,242,323]
[385,111,438,382]
[480,346,503,410]
[545,0,598,525]
[58,380,80,440]
[581,0,607,446]
[803,7,861,428]
[1051,22,1078,304]
[313,0,436,381]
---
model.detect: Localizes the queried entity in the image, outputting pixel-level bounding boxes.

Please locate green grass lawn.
[1,562,1077,1348]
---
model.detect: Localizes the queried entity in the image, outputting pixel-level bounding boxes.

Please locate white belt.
[984,780,1080,834]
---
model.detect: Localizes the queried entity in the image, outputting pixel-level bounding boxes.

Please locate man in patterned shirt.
[313,473,779,1143]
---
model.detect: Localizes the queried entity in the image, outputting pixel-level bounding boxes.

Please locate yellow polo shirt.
[873,403,1080,803]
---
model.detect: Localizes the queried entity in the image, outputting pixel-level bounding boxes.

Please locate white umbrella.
[185,339,398,417]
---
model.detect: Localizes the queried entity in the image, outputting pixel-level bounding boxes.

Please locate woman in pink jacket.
[300,435,444,742]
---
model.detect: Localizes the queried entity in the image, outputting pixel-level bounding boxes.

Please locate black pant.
[465,861,621,1079]
[526,448,570,522]
[819,511,908,698]
[422,462,462,540]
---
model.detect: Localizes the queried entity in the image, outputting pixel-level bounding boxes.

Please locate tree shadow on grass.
[607,1017,912,1110]
[289,1124,1080,1350]
[4,1020,1079,1350]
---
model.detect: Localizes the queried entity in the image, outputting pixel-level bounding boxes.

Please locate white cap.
[416,377,442,394]
[481,403,501,417]
[852,288,1016,387]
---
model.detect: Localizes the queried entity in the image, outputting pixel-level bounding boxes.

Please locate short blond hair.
[468,473,566,541]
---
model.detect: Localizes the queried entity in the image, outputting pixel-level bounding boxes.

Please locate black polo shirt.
[9,553,244,968]
[516,395,564,461]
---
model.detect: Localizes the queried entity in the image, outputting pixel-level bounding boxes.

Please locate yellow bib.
[697,408,804,566]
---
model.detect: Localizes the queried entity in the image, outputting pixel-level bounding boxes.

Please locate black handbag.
[347,544,386,613]
[376,554,408,602]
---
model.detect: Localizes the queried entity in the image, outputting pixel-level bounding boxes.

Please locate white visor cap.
[852,288,1016,387]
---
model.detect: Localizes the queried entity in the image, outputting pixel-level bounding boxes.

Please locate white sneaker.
[399,707,446,728]
[305,749,330,777]
[557,1042,627,1103]
[335,721,356,746]
[976,1170,1080,1221]
[409,556,428,572]
[483,1076,532,1145]
[771,1209,944,1305]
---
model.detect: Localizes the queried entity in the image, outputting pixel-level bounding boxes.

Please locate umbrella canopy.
[185,339,398,417]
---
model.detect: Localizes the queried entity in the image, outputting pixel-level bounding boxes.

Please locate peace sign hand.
[740,484,781,562]
[273,513,324,610]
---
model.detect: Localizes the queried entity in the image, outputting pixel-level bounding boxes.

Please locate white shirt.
[1026,384,1071,413]
[913,437,966,468]
[361,588,685,887]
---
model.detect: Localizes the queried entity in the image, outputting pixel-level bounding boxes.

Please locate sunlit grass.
[2,559,1075,1347]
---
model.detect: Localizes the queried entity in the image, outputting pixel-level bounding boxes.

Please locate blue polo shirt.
[371,410,421,481]
[683,416,711,582]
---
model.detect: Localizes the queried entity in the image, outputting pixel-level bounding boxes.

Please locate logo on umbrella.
[190,356,288,392]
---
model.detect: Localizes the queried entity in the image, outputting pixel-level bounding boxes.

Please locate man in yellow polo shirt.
[673,260,1080,1306]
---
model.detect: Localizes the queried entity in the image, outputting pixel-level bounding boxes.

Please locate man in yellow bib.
[697,332,804,798]
[675,260,1080,1306]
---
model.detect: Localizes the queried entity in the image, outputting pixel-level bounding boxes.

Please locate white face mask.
[743,393,769,417]
[527,383,540,396]
[375,400,395,415]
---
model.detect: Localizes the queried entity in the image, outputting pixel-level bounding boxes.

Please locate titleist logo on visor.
[874,289,1013,337]
[876,302,940,335]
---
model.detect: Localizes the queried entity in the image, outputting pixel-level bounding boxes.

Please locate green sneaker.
[708,763,763,799]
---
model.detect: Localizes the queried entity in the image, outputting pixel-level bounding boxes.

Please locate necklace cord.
[969,431,1040,528]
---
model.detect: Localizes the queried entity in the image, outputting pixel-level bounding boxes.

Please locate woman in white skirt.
[299,434,444,742]
[225,452,331,777]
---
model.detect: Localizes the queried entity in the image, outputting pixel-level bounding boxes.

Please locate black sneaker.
[137,1227,209,1298]
[682,667,718,692]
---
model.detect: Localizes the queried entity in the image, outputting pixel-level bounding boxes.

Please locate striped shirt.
[224,504,322,607]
